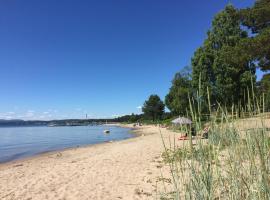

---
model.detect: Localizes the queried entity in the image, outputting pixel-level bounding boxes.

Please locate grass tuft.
[158,88,270,199]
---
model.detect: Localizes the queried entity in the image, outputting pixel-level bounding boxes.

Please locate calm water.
[0,125,133,163]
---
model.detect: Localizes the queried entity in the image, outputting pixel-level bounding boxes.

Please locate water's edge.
[0,125,139,165]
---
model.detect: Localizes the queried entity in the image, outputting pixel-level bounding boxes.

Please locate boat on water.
[47,123,57,127]
[103,120,110,133]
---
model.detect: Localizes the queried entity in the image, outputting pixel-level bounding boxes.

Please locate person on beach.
[201,126,210,139]
[178,124,210,140]
[178,125,196,140]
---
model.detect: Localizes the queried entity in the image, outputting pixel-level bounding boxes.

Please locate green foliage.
[158,3,270,198]
[160,97,270,199]
[258,73,270,110]
[208,127,240,149]
[240,0,270,34]
[191,46,215,104]
[110,113,143,123]
[236,0,270,71]
[165,67,192,115]
[142,94,165,121]
[128,113,141,123]
[163,2,270,118]
[162,145,216,164]
[191,5,256,109]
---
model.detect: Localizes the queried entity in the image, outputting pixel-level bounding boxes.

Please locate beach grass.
[159,88,270,199]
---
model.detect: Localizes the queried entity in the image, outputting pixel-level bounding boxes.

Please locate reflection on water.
[0,125,133,163]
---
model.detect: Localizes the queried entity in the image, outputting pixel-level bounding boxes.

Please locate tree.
[191,5,256,109]
[191,46,216,111]
[240,0,270,34]
[165,67,192,115]
[210,5,256,106]
[142,95,165,121]
[229,0,270,71]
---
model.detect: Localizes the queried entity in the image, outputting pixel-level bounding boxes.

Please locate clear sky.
[0,0,257,120]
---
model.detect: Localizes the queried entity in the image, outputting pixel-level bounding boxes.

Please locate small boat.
[47,123,57,127]
[103,130,110,134]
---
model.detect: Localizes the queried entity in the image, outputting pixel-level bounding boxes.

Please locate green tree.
[165,67,192,115]
[142,95,165,121]
[210,5,256,106]
[129,113,138,123]
[228,0,270,71]
[240,0,270,33]
[241,0,270,71]
[191,46,216,111]
[191,5,256,108]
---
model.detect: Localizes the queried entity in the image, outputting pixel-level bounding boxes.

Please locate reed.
[159,85,270,199]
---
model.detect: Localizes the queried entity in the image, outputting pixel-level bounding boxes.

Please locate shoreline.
[0,123,140,166]
[0,124,178,200]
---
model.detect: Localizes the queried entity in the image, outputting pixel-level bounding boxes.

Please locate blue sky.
[0,0,259,120]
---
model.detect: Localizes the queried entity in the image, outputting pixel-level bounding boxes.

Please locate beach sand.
[0,125,181,200]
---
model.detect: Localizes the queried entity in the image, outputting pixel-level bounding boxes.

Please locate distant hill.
[0,119,48,127]
[0,118,123,127]
[0,119,24,122]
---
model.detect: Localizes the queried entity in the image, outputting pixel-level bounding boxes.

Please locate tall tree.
[191,45,216,111]
[165,67,192,115]
[240,0,270,34]
[142,95,165,121]
[191,5,256,108]
[238,0,270,71]
[210,5,256,106]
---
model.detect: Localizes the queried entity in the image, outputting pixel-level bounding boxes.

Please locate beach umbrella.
[171,117,192,125]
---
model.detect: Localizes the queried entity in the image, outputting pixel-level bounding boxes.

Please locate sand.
[0,125,180,200]
[2,118,268,200]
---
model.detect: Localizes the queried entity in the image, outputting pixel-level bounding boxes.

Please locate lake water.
[0,125,133,163]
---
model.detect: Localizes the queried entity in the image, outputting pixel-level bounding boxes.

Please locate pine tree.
[191,5,256,108]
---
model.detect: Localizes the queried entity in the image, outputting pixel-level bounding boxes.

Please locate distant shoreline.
[0,119,125,128]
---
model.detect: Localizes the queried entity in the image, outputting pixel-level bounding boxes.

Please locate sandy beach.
[0,125,181,200]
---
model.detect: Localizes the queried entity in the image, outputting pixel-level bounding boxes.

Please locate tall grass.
[159,86,270,199]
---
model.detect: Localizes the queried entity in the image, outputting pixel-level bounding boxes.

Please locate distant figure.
[191,127,196,136]
[202,126,210,139]
[178,126,195,140]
